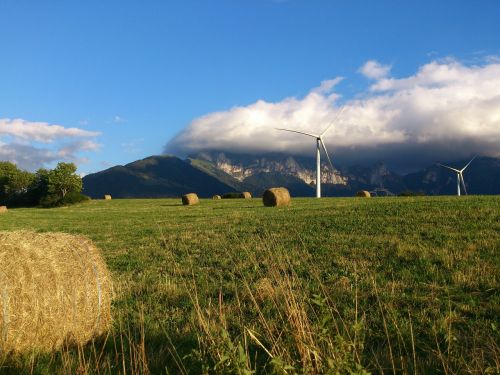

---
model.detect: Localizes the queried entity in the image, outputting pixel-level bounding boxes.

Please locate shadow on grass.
[0,324,200,375]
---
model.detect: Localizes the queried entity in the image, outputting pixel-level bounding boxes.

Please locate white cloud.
[485,55,500,63]
[58,140,101,158]
[359,60,391,80]
[113,115,125,124]
[0,118,101,170]
[311,78,343,94]
[0,143,59,170]
[166,58,500,171]
[0,118,99,143]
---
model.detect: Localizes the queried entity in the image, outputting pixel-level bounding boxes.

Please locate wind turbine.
[437,156,476,196]
[276,108,344,198]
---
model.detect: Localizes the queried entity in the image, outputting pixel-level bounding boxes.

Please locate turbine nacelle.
[275,108,344,198]
[274,129,335,171]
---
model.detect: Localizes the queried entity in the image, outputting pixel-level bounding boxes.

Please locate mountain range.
[82,151,500,198]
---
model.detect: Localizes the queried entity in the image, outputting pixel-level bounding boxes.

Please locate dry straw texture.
[242,192,252,199]
[356,190,371,197]
[262,187,291,207]
[103,195,112,200]
[182,193,199,205]
[212,195,221,200]
[0,231,112,354]
[0,206,7,213]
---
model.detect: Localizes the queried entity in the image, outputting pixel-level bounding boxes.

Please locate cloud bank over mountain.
[0,118,101,170]
[166,59,500,172]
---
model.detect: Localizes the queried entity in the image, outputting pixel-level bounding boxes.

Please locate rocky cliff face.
[82,152,500,198]
[339,162,406,193]
[192,151,348,185]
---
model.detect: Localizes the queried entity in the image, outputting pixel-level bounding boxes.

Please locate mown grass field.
[0,196,499,374]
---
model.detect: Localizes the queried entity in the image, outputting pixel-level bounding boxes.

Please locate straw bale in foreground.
[356,190,371,197]
[0,206,6,213]
[0,231,112,353]
[262,187,291,207]
[182,193,199,205]
[103,195,112,200]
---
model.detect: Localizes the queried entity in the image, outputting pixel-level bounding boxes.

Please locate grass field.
[0,196,499,374]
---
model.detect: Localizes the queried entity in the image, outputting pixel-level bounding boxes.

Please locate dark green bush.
[39,194,63,208]
[40,192,90,207]
[399,190,425,196]
[222,192,245,199]
[62,192,91,205]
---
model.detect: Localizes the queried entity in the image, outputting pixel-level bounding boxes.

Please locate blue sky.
[1,1,500,173]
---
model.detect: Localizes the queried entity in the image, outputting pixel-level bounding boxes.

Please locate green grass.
[1,196,499,374]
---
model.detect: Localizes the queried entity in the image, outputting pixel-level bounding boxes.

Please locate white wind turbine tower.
[276,108,344,198]
[437,156,476,196]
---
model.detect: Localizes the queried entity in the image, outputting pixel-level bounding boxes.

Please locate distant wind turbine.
[276,108,345,198]
[437,156,476,196]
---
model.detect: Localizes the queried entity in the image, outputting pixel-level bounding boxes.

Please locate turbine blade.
[320,138,335,172]
[460,173,468,195]
[321,106,346,136]
[275,128,318,138]
[460,155,477,172]
[437,163,460,173]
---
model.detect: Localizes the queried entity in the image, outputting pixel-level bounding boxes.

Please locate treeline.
[0,162,89,207]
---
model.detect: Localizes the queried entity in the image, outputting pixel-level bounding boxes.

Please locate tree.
[48,162,82,200]
[0,161,85,207]
[0,162,34,205]
[0,162,19,200]
[7,170,34,195]
[28,168,50,205]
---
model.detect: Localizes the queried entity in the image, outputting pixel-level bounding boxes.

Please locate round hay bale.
[356,190,371,198]
[182,193,199,205]
[0,206,7,213]
[241,192,252,199]
[212,195,221,200]
[0,231,112,353]
[262,187,291,207]
[103,195,112,200]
